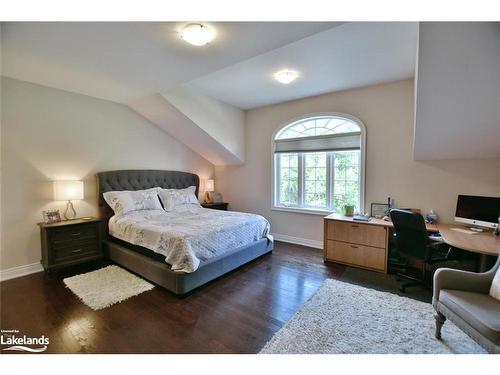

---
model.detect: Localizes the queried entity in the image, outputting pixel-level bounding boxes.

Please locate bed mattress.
[108,206,272,273]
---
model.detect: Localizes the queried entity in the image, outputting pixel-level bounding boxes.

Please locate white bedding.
[108,206,272,273]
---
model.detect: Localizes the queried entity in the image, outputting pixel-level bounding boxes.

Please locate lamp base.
[64,200,77,220]
[205,192,213,204]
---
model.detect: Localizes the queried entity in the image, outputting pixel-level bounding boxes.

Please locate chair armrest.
[433,267,494,306]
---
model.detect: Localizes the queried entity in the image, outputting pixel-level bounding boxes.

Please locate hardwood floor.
[0,241,430,354]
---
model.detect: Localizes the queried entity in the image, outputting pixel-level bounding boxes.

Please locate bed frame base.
[103,238,273,295]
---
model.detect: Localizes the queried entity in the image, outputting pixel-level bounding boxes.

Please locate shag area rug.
[260,279,486,354]
[64,265,154,310]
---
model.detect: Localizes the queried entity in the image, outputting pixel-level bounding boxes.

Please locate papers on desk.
[353,215,371,222]
[451,227,479,235]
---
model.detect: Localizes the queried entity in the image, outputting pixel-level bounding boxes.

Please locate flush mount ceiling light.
[180,23,216,46]
[274,70,298,84]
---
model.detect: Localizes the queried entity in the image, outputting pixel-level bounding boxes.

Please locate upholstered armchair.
[433,256,500,354]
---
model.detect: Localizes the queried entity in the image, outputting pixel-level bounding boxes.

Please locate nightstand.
[39,218,103,272]
[201,202,229,211]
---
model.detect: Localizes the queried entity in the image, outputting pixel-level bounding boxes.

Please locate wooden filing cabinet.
[324,214,390,273]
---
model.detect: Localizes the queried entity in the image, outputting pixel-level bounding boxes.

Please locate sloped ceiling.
[129,93,243,166]
[1,22,422,165]
[130,87,245,166]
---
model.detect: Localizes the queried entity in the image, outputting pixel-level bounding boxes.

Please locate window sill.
[271,206,333,216]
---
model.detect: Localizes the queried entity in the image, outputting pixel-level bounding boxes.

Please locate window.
[273,114,365,214]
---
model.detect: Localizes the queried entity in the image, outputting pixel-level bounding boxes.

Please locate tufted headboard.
[96,170,200,230]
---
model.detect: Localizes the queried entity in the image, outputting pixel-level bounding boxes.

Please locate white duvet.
[108,206,272,273]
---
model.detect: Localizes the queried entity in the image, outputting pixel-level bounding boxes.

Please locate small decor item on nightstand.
[43,209,61,224]
[203,179,214,204]
[53,180,84,220]
[343,205,355,217]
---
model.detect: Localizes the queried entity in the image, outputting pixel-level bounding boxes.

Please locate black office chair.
[389,209,453,292]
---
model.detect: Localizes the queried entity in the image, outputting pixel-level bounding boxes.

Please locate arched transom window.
[273,114,365,214]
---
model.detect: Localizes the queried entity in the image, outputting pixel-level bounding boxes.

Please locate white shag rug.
[260,279,486,354]
[63,265,154,310]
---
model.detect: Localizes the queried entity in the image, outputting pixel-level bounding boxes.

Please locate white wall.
[414,22,500,160]
[216,79,500,244]
[0,77,214,270]
[162,85,245,164]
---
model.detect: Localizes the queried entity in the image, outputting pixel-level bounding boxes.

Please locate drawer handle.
[71,232,82,236]
[351,225,359,228]
[71,248,83,253]
[350,245,359,249]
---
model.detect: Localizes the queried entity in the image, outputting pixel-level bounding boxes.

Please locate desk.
[323,214,499,273]
[437,224,499,271]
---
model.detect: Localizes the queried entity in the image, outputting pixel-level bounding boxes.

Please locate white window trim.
[271,112,366,216]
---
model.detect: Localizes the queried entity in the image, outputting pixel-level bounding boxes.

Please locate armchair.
[433,256,500,354]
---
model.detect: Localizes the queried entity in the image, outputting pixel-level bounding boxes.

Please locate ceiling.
[1,22,337,104]
[1,22,418,109]
[188,22,419,109]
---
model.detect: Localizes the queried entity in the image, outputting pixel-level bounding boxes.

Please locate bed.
[97,169,273,295]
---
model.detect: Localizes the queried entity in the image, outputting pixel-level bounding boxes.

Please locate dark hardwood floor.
[0,241,431,354]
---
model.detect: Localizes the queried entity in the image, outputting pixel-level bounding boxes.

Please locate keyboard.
[451,228,479,235]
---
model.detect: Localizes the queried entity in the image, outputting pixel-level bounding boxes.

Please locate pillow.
[103,188,162,216]
[490,266,500,301]
[158,186,200,211]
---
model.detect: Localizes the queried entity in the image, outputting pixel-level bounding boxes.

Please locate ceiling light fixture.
[180,23,216,46]
[274,70,298,84]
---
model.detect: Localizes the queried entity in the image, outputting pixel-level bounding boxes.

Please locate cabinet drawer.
[327,220,387,248]
[326,240,386,272]
[54,243,100,262]
[52,237,99,251]
[49,225,97,244]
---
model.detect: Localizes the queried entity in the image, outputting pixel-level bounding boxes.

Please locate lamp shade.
[204,179,214,192]
[53,180,84,201]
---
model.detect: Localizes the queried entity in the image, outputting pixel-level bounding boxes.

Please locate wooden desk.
[438,224,499,271]
[437,224,499,256]
[323,214,499,273]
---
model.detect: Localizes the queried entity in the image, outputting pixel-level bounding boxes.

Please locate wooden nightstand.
[39,218,103,272]
[201,202,229,211]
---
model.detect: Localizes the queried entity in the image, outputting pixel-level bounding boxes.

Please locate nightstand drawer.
[54,242,100,262]
[52,237,99,251]
[49,225,98,244]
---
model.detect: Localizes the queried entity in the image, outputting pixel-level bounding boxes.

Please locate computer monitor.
[455,195,500,229]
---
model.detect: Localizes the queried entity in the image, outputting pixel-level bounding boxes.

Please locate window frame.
[272,113,366,216]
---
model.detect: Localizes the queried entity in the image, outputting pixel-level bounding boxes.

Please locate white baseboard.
[271,233,323,249]
[0,262,44,282]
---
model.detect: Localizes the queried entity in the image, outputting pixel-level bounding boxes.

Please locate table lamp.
[204,179,214,204]
[53,180,84,220]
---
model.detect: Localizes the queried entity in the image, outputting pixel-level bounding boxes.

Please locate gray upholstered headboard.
[96,169,200,227]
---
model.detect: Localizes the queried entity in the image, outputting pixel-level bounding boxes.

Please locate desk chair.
[390,209,453,292]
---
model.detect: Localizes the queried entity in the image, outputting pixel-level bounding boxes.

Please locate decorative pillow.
[490,266,500,301]
[158,186,200,211]
[103,188,162,216]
